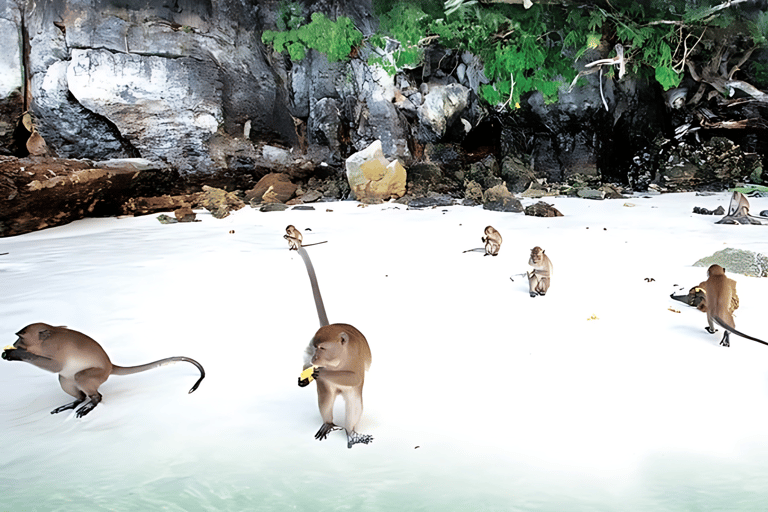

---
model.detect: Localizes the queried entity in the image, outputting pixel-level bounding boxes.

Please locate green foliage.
[276,1,305,32]
[752,9,768,46]
[264,0,765,108]
[752,61,768,88]
[262,12,363,62]
[370,4,431,70]
[373,1,577,106]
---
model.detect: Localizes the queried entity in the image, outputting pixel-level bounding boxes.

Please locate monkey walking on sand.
[2,323,205,417]
[675,264,768,347]
[292,244,373,448]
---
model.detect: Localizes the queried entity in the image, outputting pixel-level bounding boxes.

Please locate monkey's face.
[4,324,52,356]
[3,325,41,361]
[529,247,544,265]
[311,340,345,368]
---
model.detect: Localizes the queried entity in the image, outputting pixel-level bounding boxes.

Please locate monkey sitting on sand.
[3,323,205,417]
[463,226,502,256]
[284,225,303,250]
[527,246,552,297]
[481,226,502,256]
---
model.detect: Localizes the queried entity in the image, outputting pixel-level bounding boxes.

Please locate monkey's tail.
[714,316,768,346]
[297,246,330,327]
[112,357,206,393]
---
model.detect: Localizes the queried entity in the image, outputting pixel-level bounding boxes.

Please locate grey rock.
[577,188,606,200]
[417,83,470,142]
[694,248,768,277]
[405,194,456,208]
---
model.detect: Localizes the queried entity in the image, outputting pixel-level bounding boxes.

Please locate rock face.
[417,84,470,142]
[345,140,406,202]
[654,137,761,191]
[0,156,158,236]
[0,0,764,221]
[66,49,223,173]
[12,0,299,173]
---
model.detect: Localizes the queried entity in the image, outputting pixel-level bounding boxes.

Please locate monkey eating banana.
[290,242,373,448]
[284,225,328,250]
[527,246,553,297]
[3,323,205,417]
[463,225,502,256]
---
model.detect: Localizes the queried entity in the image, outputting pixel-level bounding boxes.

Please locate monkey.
[284,225,327,250]
[462,226,502,256]
[481,226,502,256]
[284,225,303,250]
[527,246,552,297]
[2,323,205,417]
[293,246,373,448]
[695,264,767,347]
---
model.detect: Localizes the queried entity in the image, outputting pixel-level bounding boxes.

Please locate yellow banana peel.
[299,366,316,384]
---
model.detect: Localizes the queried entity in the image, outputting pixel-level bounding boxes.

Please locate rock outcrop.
[345,140,406,202]
[0,156,172,236]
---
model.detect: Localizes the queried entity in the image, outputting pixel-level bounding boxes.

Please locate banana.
[299,366,317,385]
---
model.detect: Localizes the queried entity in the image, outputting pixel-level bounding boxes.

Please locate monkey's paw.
[76,403,98,418]
[706,327,717,334]
[298,366,318,387]
[315,423,342,441]
[347,431,373,449]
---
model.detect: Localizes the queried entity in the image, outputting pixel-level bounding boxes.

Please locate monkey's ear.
[39,329,52,341]
[339,332,349,345]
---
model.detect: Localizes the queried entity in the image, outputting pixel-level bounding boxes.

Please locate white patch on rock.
[345,140,407,202]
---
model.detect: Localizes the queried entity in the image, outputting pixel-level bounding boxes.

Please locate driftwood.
[716,191,768,225]
[687,41,767,105]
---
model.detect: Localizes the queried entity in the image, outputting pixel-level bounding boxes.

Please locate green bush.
[262,11,363,62]
[261,0,766,108]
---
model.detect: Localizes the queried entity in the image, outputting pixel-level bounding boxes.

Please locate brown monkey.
[528,246,553,297]
[294,246,373,448]
[2,323,205,417]
[482,226,502,256]
[284,225,303,250]
[696,264,767,347]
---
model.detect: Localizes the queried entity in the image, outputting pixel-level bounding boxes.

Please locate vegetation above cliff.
[262,0,768,109]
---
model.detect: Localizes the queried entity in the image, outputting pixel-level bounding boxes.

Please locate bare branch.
[728,47,757,80]
[726,80,768,102]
